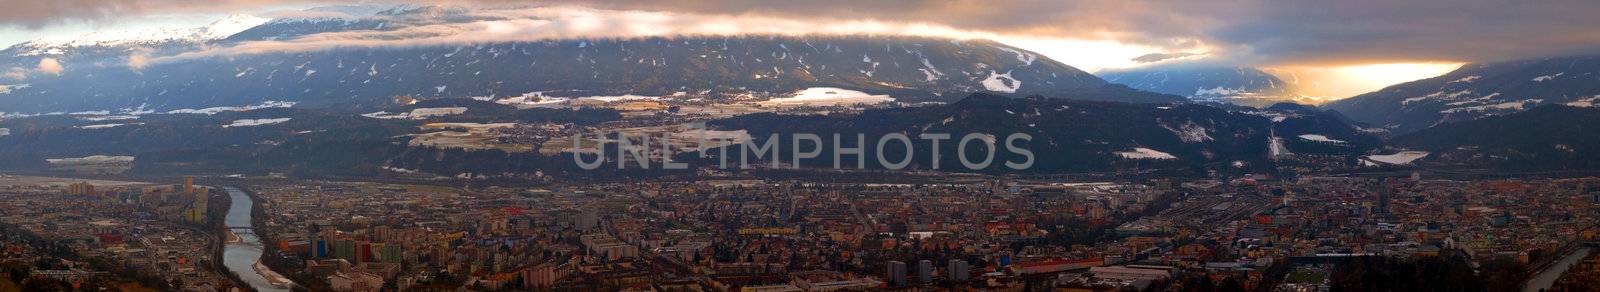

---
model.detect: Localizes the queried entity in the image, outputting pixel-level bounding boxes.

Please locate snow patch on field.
[410,123,530,153]
[223,118,291,128]
[363,107,467,120]
[383,166,418,174]
[79,115,140,122]
[495,92,663,108]
[409,107,467,118]
[1297,134,1347,144]
[1116,148,1177,160]
[760,87,894,107]
[423,123,518,130]
[1269,137,1289,159]
[1162,121,1213,143]
[981,70,1021,93]
[1441,99,1541,113]
[1446,75,1481,84]
[1532,73,1564,82]
[0,84,28,94]
[360,111,407,119]
[917,56,944,81]
[496,92,566,107]
[1195,87,1246,96]
[46,155,135,165]
[580,95,660,102]
[166,100,296,115]
[1565,96,1600,107]
[44,155,135,174]
[410,107,470,119]
[918,69,940,82]
[1444,93,1502,106]
[1365,151,1430,165]
[1403,90,1472,106]
[78,124,126,129]
[997,47,1037,66]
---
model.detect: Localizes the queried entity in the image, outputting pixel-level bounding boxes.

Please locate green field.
[1286,270,1327,284]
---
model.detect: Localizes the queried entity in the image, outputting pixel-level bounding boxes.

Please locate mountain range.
[0,92,1377,177]
[1097,65,1306,107]
[3,4,1600,177]
[1391,105,1600,171]
[1325,55,1600,134]
[0,6,1177,115]
[712,93,1378,174]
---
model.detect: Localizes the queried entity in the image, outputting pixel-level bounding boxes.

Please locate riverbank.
[1523,247,1594,292]
[255,262,294,289]
[209,187,251,292]
[220,186,296,292]
[241,185,311,291]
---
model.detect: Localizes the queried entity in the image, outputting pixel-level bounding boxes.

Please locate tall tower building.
[887,261,907,286]
[1372,181,1390,214]
[948,259,970,282]
[918,260,933,283]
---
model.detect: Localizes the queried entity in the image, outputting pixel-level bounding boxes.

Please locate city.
[1,1,1599,291]
[1,171,1596,291]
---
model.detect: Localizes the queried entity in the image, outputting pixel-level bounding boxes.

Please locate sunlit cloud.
[127,52,152,70]
[5,1,1595,100]
[36,58,63,75]
[990,36,1175,72]
[5,0,1598,67]
[150,5,1180,71]
[3,67,26,80]
[1264,62,1464,98]
[1332,63,1465,88]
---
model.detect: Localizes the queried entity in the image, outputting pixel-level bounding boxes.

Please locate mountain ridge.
[1324,54,1600,134]
[1392,105,1600,170]
[1098,65,1312,107]
[0,7,1181,114]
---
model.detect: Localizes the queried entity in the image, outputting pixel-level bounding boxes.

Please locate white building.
[1089,266,1173,282]
[328,271,385,292]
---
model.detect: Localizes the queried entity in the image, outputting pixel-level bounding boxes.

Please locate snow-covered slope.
[1099,66,1309,107]
[9,14,269,57]
[0,6,1178,114]
[1325,55,1600,134]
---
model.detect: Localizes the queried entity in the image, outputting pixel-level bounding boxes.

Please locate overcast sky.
[2,0,1595,98]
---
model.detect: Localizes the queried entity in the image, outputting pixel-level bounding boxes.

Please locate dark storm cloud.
[3,0,1598,64]
[555,0,1600,64]
[1205,0,1600,64]
[549,0,1216,46]
[1132,52,1202,64]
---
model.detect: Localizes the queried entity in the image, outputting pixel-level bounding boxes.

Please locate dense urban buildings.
[4,172,1594,291]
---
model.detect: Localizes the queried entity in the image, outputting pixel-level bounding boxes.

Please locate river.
[1522,247,1593,292]
[222,186,294,292]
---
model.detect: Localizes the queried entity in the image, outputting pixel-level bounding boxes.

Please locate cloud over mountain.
[4,0,1599,68]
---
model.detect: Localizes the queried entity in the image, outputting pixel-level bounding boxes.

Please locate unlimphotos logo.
[569,123,1033,171]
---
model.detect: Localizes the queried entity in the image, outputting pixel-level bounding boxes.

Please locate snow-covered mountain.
[1098,65,1316,107]
[715,92,1378,172]
[1325,55,1600,134]
[1392,105,1600,170]
[0,6,1178,114]
[8,14,270,57]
